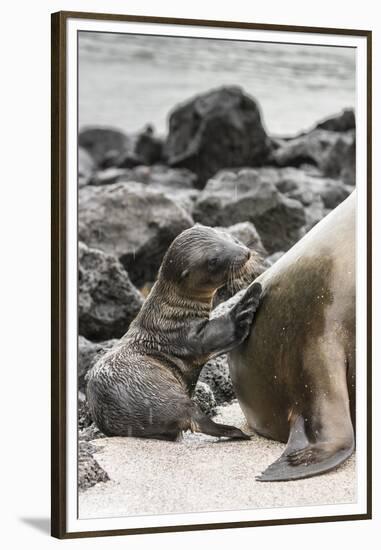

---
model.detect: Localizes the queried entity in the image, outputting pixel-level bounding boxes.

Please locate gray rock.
[116,165,199,214]
[78,127,132,166]
[115,152,143,169]
[264,251,285,267]
[193,168,278,226]
[199,355,236,405]
[133,164,197,189]
[321,131,356,186]
[320,180,353,210]
[89,167,131,186]
[270,129,356,187]
[78,242,144,341]
[78,391,107,440]
[303,198,326,231]
[315,108,355,132]
[277,166,352,228]
[270,129,340,169]
[165,86,272,188]
[100,149,128,169]
[134,126,164,165]
[78,336,118,392]
[78,147,96,187]
[78,391,92,430]
[88,164,199,210]
[192,382,217,417]
[78,441,109,491]
[79,424,107,442]
[193,168,305,253]
[79,182,194,286]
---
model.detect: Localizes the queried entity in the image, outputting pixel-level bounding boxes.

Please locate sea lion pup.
[229,192,356,480]
[87,225,263,441]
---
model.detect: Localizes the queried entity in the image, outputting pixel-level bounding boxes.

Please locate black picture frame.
[51,10,372,539]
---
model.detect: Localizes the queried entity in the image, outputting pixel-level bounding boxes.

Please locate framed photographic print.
[51,11,372,539]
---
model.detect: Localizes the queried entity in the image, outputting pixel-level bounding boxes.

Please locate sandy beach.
[79,401,356,519]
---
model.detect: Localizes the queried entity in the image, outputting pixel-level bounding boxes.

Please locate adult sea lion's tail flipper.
[256,414,354,482]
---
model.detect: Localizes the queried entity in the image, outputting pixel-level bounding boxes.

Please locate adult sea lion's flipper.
[256,414,354,482]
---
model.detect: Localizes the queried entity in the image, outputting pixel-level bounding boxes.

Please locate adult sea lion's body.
[87,225,262,441]
[229,192,356,480]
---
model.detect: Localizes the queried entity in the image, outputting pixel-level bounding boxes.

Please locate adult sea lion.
[87,225,263,441]
[229,191,356,480]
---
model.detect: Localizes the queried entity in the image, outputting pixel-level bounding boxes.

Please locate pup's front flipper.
[185,282,262,358]
[230,282,263,344]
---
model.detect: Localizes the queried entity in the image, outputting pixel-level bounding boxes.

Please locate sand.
[78,401,356,519]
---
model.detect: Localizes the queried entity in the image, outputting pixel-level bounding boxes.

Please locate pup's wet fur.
[87,225,262,441]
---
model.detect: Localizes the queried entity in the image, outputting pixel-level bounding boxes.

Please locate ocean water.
[78,32,356,137]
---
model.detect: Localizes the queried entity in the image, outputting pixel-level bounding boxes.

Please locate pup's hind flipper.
[190,406,250,440]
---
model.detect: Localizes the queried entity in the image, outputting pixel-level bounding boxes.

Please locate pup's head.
[159,224,256,299]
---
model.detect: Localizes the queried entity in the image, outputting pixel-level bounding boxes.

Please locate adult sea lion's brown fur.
[87,225,263,441]
[229,192,356,480]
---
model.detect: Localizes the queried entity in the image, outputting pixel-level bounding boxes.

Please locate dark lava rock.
[165,86,272,188]
[87,163,199,214]
[78,127,131,166]
[274,165,352,229]
[270,128,356,188]
[78,242,144,341]
[78,336,118,392]
[270,129,339,168]
[78,147,96,187]
[199,355,236,405]
[89,167,131,186]
[78,391,106,440]
[319,180,353,210]
[264,251,285,267]
[100,150,127,169]
[114,165,200,214]
[124,164,197,188]
[315,108,355,132]
[78,391,92,430]
[79,182,193,286]
[78,441,109,491]
[134,125,164,165]
[116,152,143,169]
[321,131,356,186]
[193,381,217,417]
[79,424,107,442]
[193,168,305,253]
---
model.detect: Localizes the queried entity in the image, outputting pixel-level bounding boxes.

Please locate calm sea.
[78,32,356,137]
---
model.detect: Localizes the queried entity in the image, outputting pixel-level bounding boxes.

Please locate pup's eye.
[208,257,218,269]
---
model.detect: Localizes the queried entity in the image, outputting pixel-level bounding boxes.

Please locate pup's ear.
[181,268,190,279]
